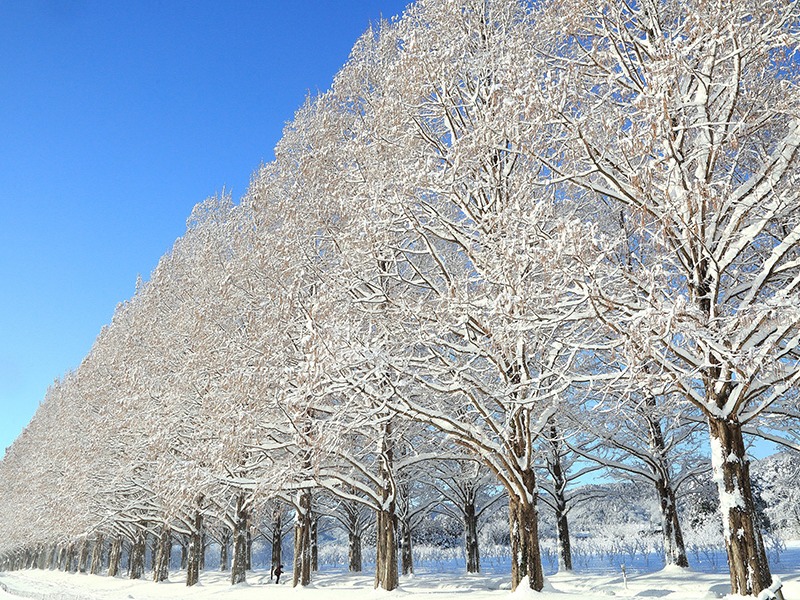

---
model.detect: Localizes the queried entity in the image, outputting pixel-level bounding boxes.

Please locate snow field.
[1,566,799,600]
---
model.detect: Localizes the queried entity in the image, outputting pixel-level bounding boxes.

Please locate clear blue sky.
[0,0,410,456]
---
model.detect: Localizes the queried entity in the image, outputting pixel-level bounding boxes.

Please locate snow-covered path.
[1,566,799,600]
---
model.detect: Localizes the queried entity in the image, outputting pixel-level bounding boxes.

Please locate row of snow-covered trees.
[2,0,799,597]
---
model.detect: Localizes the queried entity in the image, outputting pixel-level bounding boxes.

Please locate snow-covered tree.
[537,0,800,594]
[567,381,708,568]
[428,458,507,573]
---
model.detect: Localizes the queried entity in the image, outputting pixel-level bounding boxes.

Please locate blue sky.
[0,0,410,456]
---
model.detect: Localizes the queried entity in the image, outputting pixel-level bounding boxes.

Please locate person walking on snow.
[274,563,284,584]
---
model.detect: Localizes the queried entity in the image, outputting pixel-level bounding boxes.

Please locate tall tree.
[538,0,800,594]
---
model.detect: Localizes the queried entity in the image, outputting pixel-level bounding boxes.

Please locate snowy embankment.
[1,565,799,600]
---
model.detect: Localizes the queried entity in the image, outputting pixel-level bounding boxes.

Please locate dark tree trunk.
[464,497,480,573]
[57,545,66,571]
[153,525,170,582]
[107,537,122,577]
[179,538,188,571]
[374,421,398,591]
[503,370,545,592]
[186,510,203,587]
[709,416,774,596]
[346,503,363,572]
[396,482,413,576]
[547,425,573,572]
[200,532,207,571]
[399,517,413,576]
[78,539,90,573]
[271,508,283,574]
[64,542,77,573]
[47,543,58,570]
[348,531,363,572]
[36,545,48,570]
[311,515,319,572]
[219,526,231,572]
[128,531,146,580]
[149,532,157,573]
[292,489,313,587]
[245,529,252,571]
[555,505,572,572]
[231,494,249,585]
[89,535,104,575]
[653,473,689,567]
[644,398,689,568]
[375,507,398,591]
[508,470,544,592]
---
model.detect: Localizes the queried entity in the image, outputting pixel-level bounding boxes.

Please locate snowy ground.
[1,564,799,600]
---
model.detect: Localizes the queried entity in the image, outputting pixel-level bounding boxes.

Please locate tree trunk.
[179,538,187,570]
[375,507,398,591]
[311,515,319,572]
[231,494,249,585]
[36,544,48,570]
[107,537,122,577]
[550,459,573,570]
[348,531,362,572]
[78,539,90,573]
[245,529,252,571]
[47,543,58,570]
[508,470,544,591]
[645,398,689,568]
[149,532,157,573]
[220,526,230,572]
[292,489,312,587]
[709,417,774,596]
[89,535,104,575]
[200,532,207,571]
[546,422,573,572]
[374,419,399,591]
[400,517,413,576]
[271,508,283,574]
[186,510,203,587]
[464,498,480,573]
[64,542,77,572]
[128,531,146,579]
[153,525,170,582]
[653,473,689,567]
[555,503,572,572]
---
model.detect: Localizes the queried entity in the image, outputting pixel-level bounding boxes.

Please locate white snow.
[0,566,799,600]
